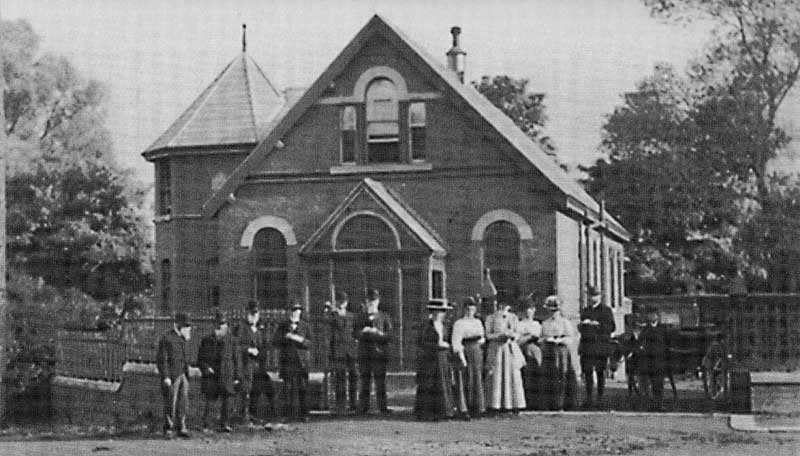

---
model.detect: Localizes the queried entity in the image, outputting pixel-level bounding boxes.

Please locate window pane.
[336,214,397,250]
[342,130,356,163]
[409,102,426,126]
[367,141,400,163]
[158,162,171,216]
[341,106,356,130]
[366,78,399,148]
[255,270,288,310]
[161,259,171,313]
[253,228,287,268]
[411,127,426,160]
[431,270,444,299]
[484,221,520,303]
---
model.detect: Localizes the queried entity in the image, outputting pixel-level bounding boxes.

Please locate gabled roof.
[144,52,284,154]
[301,178,446,255]
[202,15,629,241]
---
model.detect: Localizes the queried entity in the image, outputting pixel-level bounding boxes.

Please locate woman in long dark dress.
[414,300,456,421]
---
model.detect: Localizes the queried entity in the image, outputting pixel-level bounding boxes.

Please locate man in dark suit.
[578,285,616,408]
[355,289,393,414]
[327,291,358,414]
[273,303,312,422]
[197,311,240,432]
[156,312,192,438]
[637,307,671,411]
[235,300,274,424]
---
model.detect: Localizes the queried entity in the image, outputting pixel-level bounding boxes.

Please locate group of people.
[154,284,620,436]
[414,284,617,421]
[155,289,394,438]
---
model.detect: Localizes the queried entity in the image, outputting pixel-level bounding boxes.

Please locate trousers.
[161,374,189,432]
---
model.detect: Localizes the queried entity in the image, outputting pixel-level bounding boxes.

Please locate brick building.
[143,16,630,368]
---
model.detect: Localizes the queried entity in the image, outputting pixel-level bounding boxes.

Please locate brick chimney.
[446,26,466,83]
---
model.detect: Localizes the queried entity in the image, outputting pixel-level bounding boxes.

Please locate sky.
[3,0,798,187]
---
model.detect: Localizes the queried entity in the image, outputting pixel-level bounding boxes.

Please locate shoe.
[177,430,191,439]
[163,429,174,440]
[219,425,233,433]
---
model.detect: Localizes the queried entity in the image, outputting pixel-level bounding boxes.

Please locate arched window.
[336,214,397,250]
[484,221,520,304]
[366,78,399,163]
[252,228,288,310]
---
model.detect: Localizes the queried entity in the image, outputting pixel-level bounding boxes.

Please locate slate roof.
[145,52,284,153]
[301,178,447,255]
[201,15,629,241]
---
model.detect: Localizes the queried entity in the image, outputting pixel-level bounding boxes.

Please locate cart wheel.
[703,358,727,400]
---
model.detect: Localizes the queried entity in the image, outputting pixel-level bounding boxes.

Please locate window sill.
[330,162,433,175]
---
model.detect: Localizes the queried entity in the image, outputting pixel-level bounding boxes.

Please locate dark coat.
[156,329,190,382]
[578,304,616,357]
[272,319,312,378]
[414,319,455,419]
[235,321,270,382]
[637,324,671,375]
[327,311,357,362]
[355,311,392,361]
[197,332,240,396]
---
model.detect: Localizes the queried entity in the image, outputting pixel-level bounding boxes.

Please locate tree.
[2,19,152,300]
[473,75,564,169]
[584,1,800,293]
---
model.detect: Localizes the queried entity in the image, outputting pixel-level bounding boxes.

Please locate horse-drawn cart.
[615,309,731,402]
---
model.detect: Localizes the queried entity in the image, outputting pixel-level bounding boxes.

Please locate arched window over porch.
[335,213,399,250]
[252,228,288,310]
[484,221,521,304]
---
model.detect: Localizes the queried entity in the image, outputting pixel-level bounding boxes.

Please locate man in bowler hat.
[578,285,616,408]
[156,312,193,438]
[197,311,240,432]
[273,303,312,422]
[235,300,275,423]
[326,291,359,414]
[355,289,393,414]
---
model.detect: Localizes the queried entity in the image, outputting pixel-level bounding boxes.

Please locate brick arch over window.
[353,66,408,99]
[332,211,401,250]
[470,209,533,241]
[240,215,297,248]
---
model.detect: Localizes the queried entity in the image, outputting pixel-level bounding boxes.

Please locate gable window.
[161,259,171,313]
[484,221,520,304]
[253,228,288,310]
[340,105,357,163]
[157,161,171,216]
[409,102,426,160]
[366,78,399,163]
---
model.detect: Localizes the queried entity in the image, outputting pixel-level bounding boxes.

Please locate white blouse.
[451,317,485,353]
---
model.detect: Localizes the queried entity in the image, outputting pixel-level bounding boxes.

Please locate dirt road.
[1,412,797,456]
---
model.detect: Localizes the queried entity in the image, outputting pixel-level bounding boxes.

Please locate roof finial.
[242,23,247,52]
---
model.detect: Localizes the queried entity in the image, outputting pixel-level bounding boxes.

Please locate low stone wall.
[750,372,800,415]
[51,363,327,427]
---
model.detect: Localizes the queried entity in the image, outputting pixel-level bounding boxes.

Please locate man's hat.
[334,291,348,302]
[366,289,380,301]
[586,284,601,297]
[174,312,192,328]
[214,311,228,326]
[462,296,478,307]
[544,295,562,310]
[426,299,453,312]
[246,300,260,314]
[290,302,303,311]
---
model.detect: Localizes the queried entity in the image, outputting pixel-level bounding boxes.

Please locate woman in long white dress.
[484,302,526,412]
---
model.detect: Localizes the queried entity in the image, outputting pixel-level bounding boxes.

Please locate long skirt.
[540,343,577,411]
[414,351,455,420]
[521,342,542,410]
[453,340,486,415]
[485,342,526,410]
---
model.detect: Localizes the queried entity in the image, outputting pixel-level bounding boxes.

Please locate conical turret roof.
[145,52,284,152]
